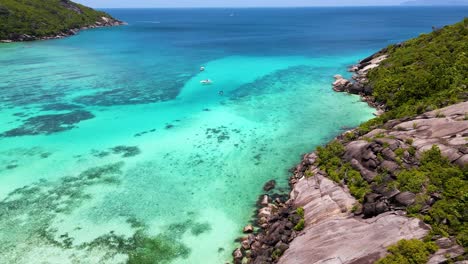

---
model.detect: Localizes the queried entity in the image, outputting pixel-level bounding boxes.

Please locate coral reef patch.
[1,110,95,137]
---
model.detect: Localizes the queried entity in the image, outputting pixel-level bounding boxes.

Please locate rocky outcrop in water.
[332,49,389,112]
[332,75,352,92]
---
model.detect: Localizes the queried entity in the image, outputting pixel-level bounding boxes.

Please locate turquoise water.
[1,7,467,264]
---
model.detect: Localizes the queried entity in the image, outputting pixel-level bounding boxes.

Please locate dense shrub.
[316,141,370,202]
[376,239,438,264]
[358,18,468,134]
[392,146,468,247]
[293,219,305,231]
[369,18,468,118]
[354,19,468,262]
[0,0,116,39]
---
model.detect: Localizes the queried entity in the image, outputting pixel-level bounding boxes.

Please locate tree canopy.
[0,0,116,40]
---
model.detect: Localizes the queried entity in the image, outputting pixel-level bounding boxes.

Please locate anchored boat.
[200,79,212,85]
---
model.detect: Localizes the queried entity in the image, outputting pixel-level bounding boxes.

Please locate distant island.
[402,0,468,5]
[0,0,124,42]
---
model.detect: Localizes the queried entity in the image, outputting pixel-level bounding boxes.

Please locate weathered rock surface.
[427,237,466,264]
[290,174,355,224]
[335,102,468,191]
[234,49,467,263]
[332,75,352,92]
[279,173,430,264]
[277,102,467,264]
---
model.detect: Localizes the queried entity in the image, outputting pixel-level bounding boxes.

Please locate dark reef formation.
[1,110,95,137]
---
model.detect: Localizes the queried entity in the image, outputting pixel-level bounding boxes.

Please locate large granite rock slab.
[280,175,430,264]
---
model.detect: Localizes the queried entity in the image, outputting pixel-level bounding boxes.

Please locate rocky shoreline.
[232,48,468,263]
[231,50,389,264]
[332,47,390,115]
[0,16,125,43]
[232,181,303,264]
[278,101,467,264]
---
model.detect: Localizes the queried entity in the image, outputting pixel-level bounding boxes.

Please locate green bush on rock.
[358,18,468,134]
[293,219,305,231]
[376,239,438,264]
[397,146,467,246]
[316,141,370,202]
[296,207,304,218]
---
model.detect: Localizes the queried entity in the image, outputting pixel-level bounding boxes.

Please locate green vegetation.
[393,146,468,247]
[304,169,314,178]
[317,20,468,261]
[358,18,468,134]
[376,239,438,264]
[332,19,468,262]
[296,207,304,218]
[293,218,305,231]
[372,147,467,262]
[316,141,370,202]
[271,248,283,261]
[0,0,117,40]
[293,207,305,231]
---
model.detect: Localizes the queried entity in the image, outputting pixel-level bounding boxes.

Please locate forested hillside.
[0,0,121,41]
[361,18,468,131]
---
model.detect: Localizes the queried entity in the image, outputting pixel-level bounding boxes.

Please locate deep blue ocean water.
[0,7,467,264]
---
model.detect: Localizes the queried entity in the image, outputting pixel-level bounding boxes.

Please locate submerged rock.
[263,180,277,191]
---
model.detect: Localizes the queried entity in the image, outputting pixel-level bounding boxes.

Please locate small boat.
[200,79,212,85]
[200,66,205,71]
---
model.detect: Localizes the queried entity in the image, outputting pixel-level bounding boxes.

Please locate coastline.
[333,47,389,115]
[232,45,468,263]
[231,49,387,264]
[0,16,125,43]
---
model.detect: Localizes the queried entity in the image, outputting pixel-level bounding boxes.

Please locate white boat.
[200,66,205,71]
[200,79,212,85]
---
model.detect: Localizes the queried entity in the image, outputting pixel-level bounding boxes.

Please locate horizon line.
[96,5,468,9]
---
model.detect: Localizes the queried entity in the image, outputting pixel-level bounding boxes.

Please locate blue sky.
[75,0,405,8]
[75,0,468,8]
